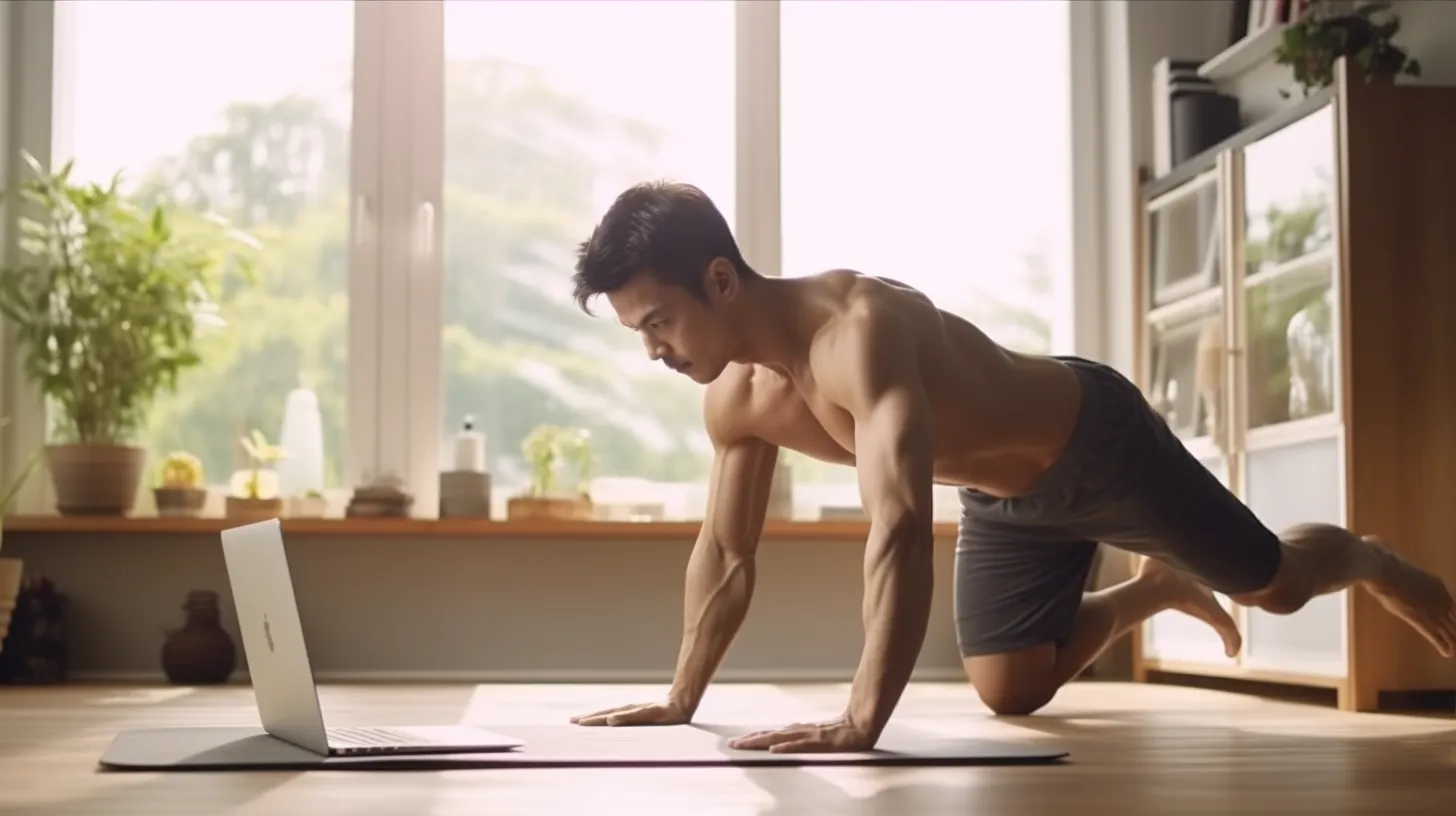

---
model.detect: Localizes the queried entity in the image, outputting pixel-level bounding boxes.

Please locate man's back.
[704,269,1083,499]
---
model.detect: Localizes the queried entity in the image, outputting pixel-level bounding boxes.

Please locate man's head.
[572,180,760,384]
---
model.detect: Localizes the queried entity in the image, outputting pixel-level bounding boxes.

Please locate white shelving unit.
[1200,24,1290,83]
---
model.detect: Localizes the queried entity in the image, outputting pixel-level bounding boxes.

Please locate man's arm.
[830,311,938,740]
[666,398,779,715]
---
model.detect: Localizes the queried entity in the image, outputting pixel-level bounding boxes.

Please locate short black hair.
[572,180,758,315]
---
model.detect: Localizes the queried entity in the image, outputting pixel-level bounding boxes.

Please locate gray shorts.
[954,356,1283,657]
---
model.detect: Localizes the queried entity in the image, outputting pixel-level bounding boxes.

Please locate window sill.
[0,515,961,541]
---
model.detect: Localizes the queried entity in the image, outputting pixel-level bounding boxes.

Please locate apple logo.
[263,615,275,653]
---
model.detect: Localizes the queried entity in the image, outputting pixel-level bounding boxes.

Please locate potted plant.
[0,417,41,656]
[287,489,327,519]
[153,451,207,518]
[506,424,595,521]
[226,429,287,522]
[0,152,257,515]
[1276,1,1422,98]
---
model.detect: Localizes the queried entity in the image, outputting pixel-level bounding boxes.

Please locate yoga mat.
[98,723,1068,770]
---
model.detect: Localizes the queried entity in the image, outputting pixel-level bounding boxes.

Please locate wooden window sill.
[0,515,961,541]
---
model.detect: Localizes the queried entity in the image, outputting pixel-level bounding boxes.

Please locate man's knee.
[1230,525,1343,615]
[962,644,1059,716]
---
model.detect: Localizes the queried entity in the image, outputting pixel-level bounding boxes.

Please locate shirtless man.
[565,181,1456,754]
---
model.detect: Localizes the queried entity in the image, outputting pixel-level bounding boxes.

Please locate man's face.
[606,266,737,385]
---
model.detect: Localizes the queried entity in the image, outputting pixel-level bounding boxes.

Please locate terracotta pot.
[45,444,146,516]
[161,590,235,685]
[226,496,283,523]
[0,557,21,659]
[506,494,594,521]
[154,487,207,518]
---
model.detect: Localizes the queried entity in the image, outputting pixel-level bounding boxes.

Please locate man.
[565,181,1456,754]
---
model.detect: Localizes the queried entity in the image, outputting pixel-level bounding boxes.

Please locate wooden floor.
[1,680,1454,815]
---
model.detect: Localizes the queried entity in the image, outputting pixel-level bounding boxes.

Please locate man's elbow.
[870,504,936,551]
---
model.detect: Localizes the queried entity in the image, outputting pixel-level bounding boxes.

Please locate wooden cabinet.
[1131,60,1456,710]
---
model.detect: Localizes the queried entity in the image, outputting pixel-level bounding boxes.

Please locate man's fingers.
[768,738,827,753]
[604,706,672,726]
[729,728,810,750]
[570,702,646,725]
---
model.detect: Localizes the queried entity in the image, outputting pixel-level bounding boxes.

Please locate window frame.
[1,0,1108,520]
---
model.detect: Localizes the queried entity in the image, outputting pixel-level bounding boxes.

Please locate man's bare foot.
[1360,535,1456,658]
[1138,558,1243,657]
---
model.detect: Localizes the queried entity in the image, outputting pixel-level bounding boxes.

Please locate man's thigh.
[1015,355,1284,596]
[1072,410,1284,596]
[953,514,1098,659]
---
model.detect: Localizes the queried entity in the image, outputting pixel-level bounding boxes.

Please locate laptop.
[220,518,524,757]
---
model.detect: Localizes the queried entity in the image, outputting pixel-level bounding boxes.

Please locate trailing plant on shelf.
[1275,1,1421,97]
[0,151,259,515]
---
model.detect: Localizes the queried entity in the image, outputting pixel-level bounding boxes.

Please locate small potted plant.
[287,489,327,519]
[1276,1,1421,98]
[153,451,207,518]
[506,424,595,521]
[0,151,257,515]
[0,417,41,656]
[226,429,287,522]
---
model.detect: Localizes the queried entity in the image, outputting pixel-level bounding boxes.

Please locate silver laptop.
[220,518,523,757]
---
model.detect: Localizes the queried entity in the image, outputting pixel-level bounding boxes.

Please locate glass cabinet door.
[1239,104,1339,433]
[1147,171,1223,307]
[1144,168,1229,449]
[1147,297,1226,445]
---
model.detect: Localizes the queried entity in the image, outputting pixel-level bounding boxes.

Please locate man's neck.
[726,276,826,375]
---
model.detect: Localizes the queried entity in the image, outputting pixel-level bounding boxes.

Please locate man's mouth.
[665,359,691,373]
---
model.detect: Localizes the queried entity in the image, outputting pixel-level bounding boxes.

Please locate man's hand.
[728,715,877,753]
[570,700,692,727]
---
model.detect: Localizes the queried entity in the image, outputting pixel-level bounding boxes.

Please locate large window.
[16,0,1080,522]
[440,0,735,520]
[780,0,1072,520]
[58,0,353,508]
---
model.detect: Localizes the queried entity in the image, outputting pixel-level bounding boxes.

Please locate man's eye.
[649,321,665,331]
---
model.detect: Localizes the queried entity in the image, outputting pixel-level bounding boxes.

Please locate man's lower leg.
[1237,523,1456,658]
[1051,558,1240,687]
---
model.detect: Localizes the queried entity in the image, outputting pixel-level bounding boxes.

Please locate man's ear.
[703,257,740,303]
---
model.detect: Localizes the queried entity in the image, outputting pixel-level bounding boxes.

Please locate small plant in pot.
[506,425,595,521]
[287,489,327,519]
[1276,1,1421,98]
[0,152,258,515]
[153,451,207,518]
[226,430,287,522]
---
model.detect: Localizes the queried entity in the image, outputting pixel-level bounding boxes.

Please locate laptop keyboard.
[328,726,432,749]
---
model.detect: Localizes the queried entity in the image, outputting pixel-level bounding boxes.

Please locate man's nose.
[643,334,664,360]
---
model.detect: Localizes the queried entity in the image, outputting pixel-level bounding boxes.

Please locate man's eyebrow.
[623,308,663,330]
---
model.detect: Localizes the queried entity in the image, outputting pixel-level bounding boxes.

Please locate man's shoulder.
[703,363,790,444]
[812,280,924,362]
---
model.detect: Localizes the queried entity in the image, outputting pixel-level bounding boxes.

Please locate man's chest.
[788,374,858,454]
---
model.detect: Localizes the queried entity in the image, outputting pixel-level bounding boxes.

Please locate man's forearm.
[845,516,935,738]
[667,534,756,714]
